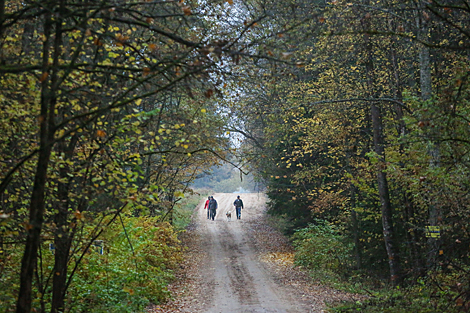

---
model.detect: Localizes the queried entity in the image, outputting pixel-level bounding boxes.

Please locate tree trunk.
[347,146,362,269]
[51,144,73,313]
[362,5,402,285]
[21,23,34,56]
[0,0,5,38]
[51,205,71,313]
[351,208,362,269]
[370,103,402,284]
[416,0,440,270]
[16,11,56,312]
[404,192,425,275]
[418,19,432,101]
[388,18,425,275]
[0,235,4,269]
[16,112,54,313]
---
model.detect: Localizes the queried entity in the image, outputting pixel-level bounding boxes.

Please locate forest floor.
[148,193,365,313]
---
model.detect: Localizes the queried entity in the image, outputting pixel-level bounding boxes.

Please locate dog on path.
[226,211,232,222]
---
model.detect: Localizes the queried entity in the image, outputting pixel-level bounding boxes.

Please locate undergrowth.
[291,221,470,313]
[173,191,208,231]
[0,216,183,312]
[69,217,183,312]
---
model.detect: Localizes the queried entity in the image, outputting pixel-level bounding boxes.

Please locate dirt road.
[150,192,362,313]
[199,193,308,313]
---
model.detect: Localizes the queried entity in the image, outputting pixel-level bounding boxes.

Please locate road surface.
[195,192,311,313]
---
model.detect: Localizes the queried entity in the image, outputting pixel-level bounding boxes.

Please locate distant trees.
[192,162,260,193]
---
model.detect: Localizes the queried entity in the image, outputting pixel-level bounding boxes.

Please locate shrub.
[73,217,182,312]
[292,221,353,276]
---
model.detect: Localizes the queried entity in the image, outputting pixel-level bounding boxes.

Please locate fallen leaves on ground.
[246,218,366,311]
[147,222,208,313]
[148,212,365,312]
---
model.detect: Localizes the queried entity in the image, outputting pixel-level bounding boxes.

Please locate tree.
[238,0,470,292]
[1,0,301,311]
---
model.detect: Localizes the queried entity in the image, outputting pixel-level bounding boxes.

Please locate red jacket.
[204,199,209,209]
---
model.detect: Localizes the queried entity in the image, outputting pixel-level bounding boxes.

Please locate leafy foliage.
[236,0,470,311]
[330,275,466,313]
[69,218,182,312]
[0,216,182,312]
[0,0,303,310]
[292,221,353,277]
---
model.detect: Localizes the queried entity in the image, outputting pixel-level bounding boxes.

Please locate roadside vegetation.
[1,215,184,312]
[290,219,467,312]
[236,1,470,311]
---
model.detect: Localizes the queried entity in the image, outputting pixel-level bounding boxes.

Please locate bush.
[329,269,470,313]
[173,191,208,231]
[0,216,183,313]
[291,221,353,277]
[68,216,182,312]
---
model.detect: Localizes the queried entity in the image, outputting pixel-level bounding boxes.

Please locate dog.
[226,211,232,221]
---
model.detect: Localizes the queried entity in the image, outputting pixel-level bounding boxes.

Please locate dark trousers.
[236,207,242,219]
[210,209,216,220]
[207,209,210,219]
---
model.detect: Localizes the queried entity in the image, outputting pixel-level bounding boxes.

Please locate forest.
[1,0,470,312]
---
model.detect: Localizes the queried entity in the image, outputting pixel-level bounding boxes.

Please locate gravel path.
[149,193,364,313]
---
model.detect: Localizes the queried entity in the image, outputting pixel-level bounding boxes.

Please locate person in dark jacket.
[233,195,244,220]
[208,196,218,221]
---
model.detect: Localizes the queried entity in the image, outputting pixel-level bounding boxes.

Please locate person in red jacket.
[204,196,210,219]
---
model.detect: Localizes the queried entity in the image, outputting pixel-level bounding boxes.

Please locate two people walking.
[204,195,244,220]
[204,196,217,221]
